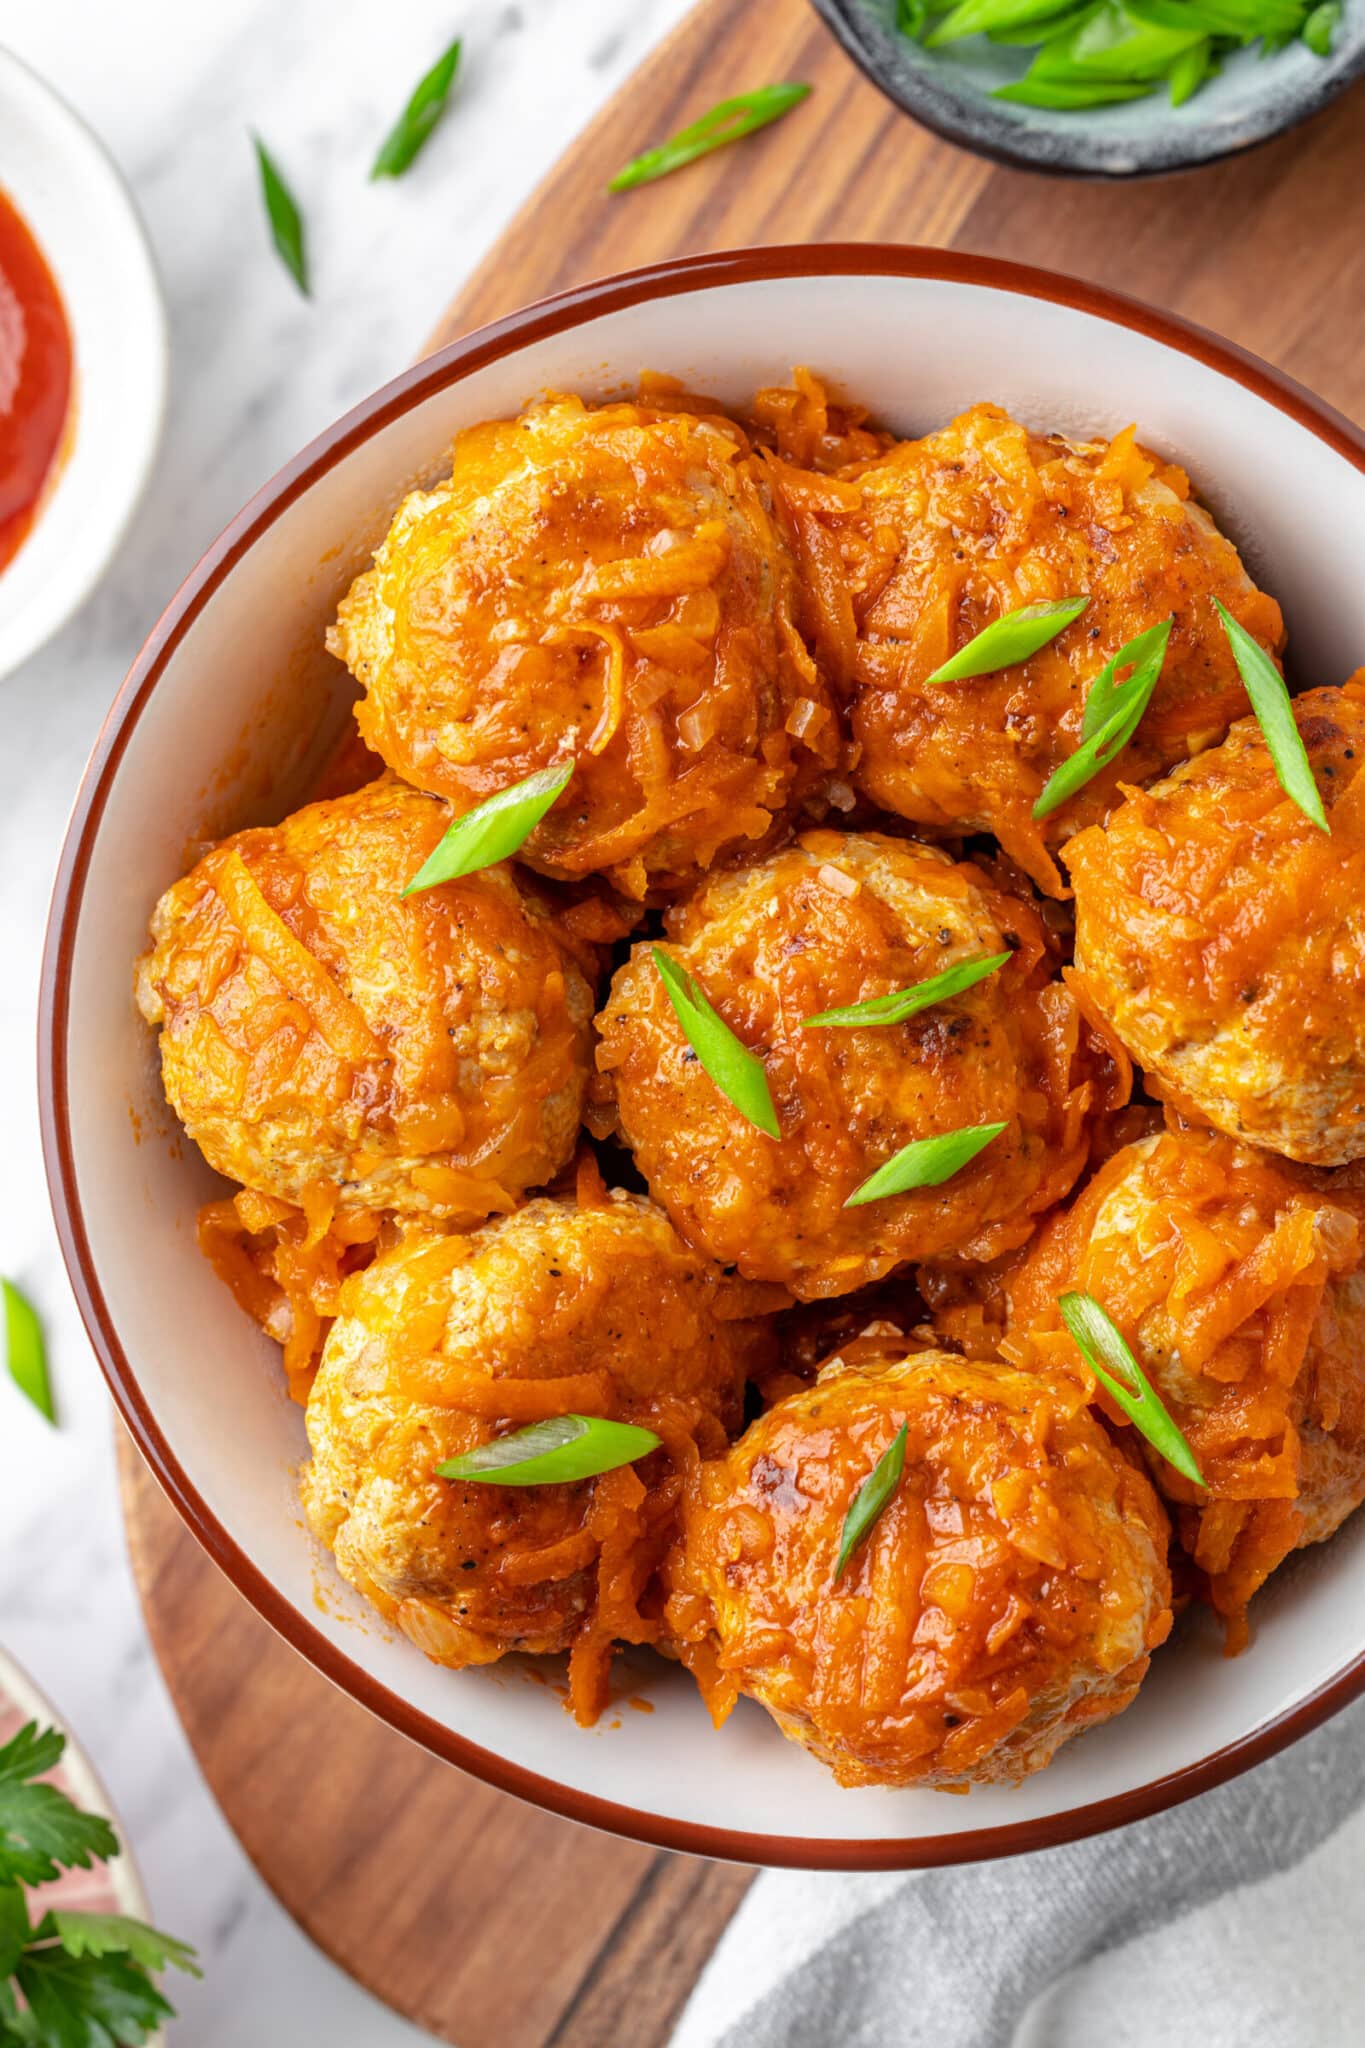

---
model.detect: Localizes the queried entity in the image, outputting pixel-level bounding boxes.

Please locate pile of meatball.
[136,373,1365,1791]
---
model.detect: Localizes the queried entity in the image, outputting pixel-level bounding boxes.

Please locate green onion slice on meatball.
[804,951,1010,1028]
[1214,600,1329,833]
[1032,616,1172,819]
[834,1422,908,1580]
[925,596,1089,685]
[651,946,780,1138]
[404,762,574,894]
[844,1121,1007,1208]
[437,1415,662,1486]
[1059,1290,1206,1488]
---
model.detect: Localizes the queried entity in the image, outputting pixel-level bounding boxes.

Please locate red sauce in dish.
[0,187,72,575]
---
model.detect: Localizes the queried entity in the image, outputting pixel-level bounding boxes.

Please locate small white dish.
[0,46,167,680]
[39,248,1365,1869]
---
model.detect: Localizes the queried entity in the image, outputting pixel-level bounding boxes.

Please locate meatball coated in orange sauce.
[665,1342,1172,1788]
[328,389,840,900]
[1004,1125,1365,1638]
[769,399,1283,894]
[1068,678,1365,1166]
[136,776,596,1223]
[302,1189,774,1724]
[596,830,1124,1300]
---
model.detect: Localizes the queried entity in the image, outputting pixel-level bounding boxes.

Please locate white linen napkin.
[674,1690,1365,2047]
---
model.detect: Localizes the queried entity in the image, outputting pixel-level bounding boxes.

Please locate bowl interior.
[0,50,166,679]
[51,260,1365,1862]
[813,0,1365,177]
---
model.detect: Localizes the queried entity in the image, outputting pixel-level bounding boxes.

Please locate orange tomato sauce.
[0,187,72,575]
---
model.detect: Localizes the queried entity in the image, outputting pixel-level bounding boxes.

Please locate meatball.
[302,1189,772,1721]
[1003,1124,1365,1635]
[595,830,1120,1300]
[137,776,595,1221]
[1067,678,1365,1166]
[771,401,1283,894]
[664,1343,1172,1789]
[328,390,840,899]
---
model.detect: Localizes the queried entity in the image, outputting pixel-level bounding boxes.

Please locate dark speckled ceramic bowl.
[811,0,1365,175]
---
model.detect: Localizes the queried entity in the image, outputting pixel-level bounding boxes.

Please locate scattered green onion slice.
[804,952,1010,1029]
[252,135,308,296]
[834,1423,908,1579]
[607,84,811,192]
[1302,0,1340,51]
[1215,600,1328,832]
[437,1415,661,1487]
[1032,616,1172,819]
[652,948,780,1138]
[1059,1291,1206,1487]
[845,1121,1007,1209]
[925,597,1089,685]
[3,1279,54,1424]
[404,764,574,894]
[371,37,462,178]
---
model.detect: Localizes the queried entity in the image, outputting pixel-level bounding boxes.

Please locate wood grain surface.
[120,0,1365,2040]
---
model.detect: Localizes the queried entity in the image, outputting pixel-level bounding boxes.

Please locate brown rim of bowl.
[39,243,1365,1872]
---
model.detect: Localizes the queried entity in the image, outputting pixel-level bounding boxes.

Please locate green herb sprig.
[834,1424,909,1578]
[437,1415,661,1486]
[804,951,1011,1029]
[652,948,781,1139]
[252,135,308,296]
[897,0,1339,115]
[845,1121,1007,1208]
[1032,616,1172,818]
[3,1280,53,1426]
[1059,1290,1206,1486]
[925,596,1089,685]
[404,764,574,893]
[608,84,811,192]
[372,37,463,178]
[1215,600,1328,831]
[0,1721,199,2044]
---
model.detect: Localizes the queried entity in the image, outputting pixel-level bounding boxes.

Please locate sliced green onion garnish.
[252,135,308,297]
[4,1279,54,1424]
[652,948,780,1138]
[803,952,1010,1029]
[928,0,1078,42]
[1302,0,1340,51]
[437,1415,661,1487]
[371,37,462,179]
[834,1423,908,1579]
[845,1121,1007,1209]
[925,597,1089,685]
[1168,36,1215,99]
[1215,600,1328,832]
[1032,617,1171,819]
[404,764,573,893]
[607,84,811,192]
[1059,1291,1206,1488]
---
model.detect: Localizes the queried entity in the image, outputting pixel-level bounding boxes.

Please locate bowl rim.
[0,45,169,681]
[806,0,1365,180]
[38,241,1365,1871]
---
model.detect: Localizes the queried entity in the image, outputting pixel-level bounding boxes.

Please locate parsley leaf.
[50,1914,201,1981]
[17,1930,176,2048]
[0,1887,27,1982]
[0,1728,116,1888]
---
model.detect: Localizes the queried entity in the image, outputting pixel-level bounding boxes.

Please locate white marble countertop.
[0,1,688,2037]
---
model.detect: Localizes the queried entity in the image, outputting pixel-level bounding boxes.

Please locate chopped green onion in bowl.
[897,0,1342,112]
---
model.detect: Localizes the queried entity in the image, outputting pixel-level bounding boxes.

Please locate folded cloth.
[673,1691,1365,2048]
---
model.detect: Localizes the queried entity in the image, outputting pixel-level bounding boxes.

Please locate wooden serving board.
[119,0,1365,2038]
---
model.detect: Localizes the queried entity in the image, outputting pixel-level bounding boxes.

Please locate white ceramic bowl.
[40,248,1365,1869]
[0,47,167,679]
